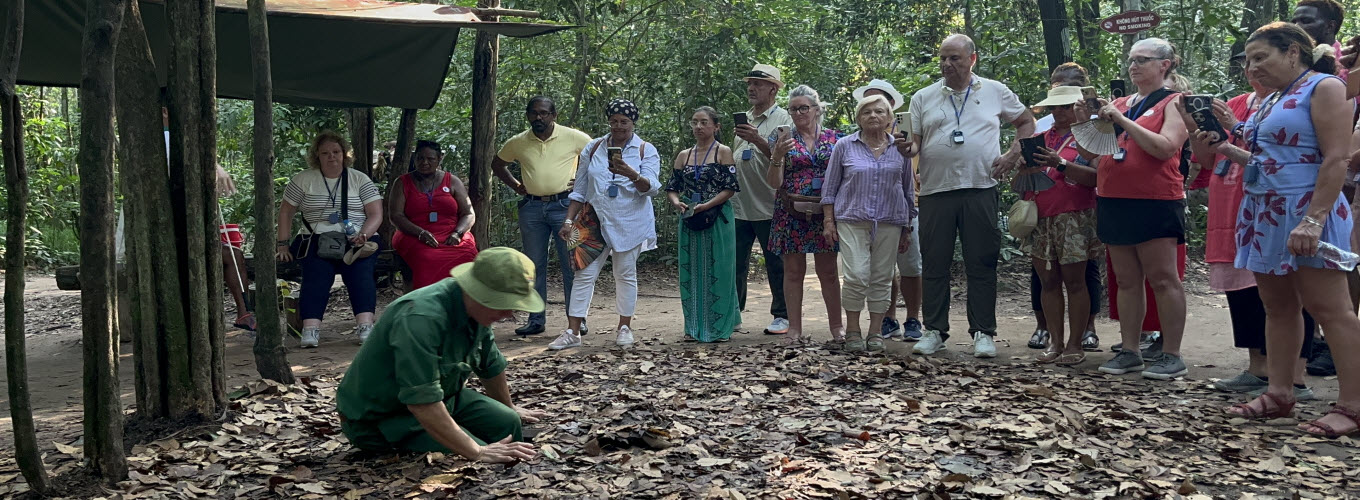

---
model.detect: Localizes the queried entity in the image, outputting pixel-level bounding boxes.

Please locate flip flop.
[1300,405,1360,439]
[1055,352,1086,366]
[233,313,257,332]
[1035,349,1061,364]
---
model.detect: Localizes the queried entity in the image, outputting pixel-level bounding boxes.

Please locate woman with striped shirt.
[276,131,385,348]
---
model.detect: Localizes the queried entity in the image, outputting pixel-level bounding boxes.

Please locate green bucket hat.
[450,247,545,313]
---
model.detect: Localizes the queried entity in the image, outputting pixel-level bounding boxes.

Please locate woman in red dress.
[390,140,478,290]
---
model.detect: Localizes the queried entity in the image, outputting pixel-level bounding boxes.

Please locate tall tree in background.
[469,0,500,249]
[1037,0,1074,74]
[248,0,293,384]
[1234,0,1277,80]
[77,0,128,481]
[164,0,228,416]
[1,0,49,491]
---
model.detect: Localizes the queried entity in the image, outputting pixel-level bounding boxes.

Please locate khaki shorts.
[896,224,922,277]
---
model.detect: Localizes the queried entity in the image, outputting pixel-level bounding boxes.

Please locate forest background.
[6,0,1358,269]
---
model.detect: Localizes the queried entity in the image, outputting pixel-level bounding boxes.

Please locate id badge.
[690,193,700,204]
[428,212,438,223]
[328,212,341,224]
[952,130,965,144]
[607,184,620,198]
[1214,158,1232,176]
[1244,159,1262,185]
[741,149,753,161]
[1112,148,1126,161]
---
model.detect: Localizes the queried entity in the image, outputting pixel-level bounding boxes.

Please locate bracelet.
[1303,216,1325,228]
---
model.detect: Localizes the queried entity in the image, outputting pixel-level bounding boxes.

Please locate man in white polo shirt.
[902,34,1035,358]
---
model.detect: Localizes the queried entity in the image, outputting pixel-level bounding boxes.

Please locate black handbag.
[683,203,727,231]
[298,169,350,260]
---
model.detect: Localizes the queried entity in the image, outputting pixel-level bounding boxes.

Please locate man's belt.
[526,190,572,202]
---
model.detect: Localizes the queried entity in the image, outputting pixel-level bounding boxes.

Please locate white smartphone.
[895,112,912,133]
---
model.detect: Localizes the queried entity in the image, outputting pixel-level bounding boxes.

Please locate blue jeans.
[293,236,378,321]
[518,196,574,324]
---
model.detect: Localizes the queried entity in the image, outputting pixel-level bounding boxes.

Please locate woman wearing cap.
[1091,38,1191,380]
[390,139,479,291]
[276,130,385,347]
[1208,23,1360,438]
[666,106,741,342]
[551,99,662,350]
[1016,85,1102,365]
[820,95,915,352]
[765,85,845,347]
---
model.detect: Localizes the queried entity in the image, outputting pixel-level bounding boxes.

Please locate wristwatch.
[1055,159,1068,172]
[276,239,290,246]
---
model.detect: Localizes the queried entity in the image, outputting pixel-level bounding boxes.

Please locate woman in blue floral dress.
[765,85,845,346]
[1209,22,1360,439]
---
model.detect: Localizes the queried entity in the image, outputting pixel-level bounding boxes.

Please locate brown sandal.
[1300,405,1360,439]
[1055,352,1086,366]
[1226,391,1296,420]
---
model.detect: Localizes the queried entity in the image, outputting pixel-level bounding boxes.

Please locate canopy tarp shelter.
[7,0,571,108]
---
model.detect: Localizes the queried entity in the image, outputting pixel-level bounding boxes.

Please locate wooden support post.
[469,0,501,249]
[248,0,293,384]
[1,0,50,493]
[77,0,128,482]
[349,108,375,177]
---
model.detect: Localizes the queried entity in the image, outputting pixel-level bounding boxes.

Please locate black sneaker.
[1081,330,1100,351]
[515,322,546,336]
[1307,339,1336,376]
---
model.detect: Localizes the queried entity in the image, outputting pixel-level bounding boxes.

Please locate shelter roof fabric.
[9,0,571,108]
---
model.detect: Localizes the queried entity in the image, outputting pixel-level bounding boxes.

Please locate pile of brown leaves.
[4,345,1357,498]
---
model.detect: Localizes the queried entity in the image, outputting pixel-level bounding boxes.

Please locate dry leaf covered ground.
[1,264,1357,498]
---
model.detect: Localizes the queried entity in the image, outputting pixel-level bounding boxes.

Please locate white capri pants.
[569,244,642,318]
[838,221,903,314]
[896,223,922,277]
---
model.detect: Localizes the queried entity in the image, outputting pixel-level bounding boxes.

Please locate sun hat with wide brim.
[742,64,785,88]
[449,247,545,313]
[342,241,379,265]
[852,79,905,111]
[1030,85,1084,112]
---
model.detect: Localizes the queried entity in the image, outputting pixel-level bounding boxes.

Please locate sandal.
[1300,405,1360,439]
[780,332,807,347]
[1226,391,1296,420]
[824,329,847,350]
[843,332,866,353]
[683,334,698,343]
[233,313,257,332]
[866,338,885,352]
[1055,352,1086,366]
[1035,349,1061,364]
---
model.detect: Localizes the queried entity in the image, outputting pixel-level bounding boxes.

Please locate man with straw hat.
[336,247,549,461]
[733,63,794,336]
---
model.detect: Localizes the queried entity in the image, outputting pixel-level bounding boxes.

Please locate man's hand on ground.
[515,406,549,424]
[475,436,537,463]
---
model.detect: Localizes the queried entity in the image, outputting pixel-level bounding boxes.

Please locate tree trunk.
[1120,0,1143,79]
[1036,0,1072,75]
[348,108,375,177]
[1234,0,1276,81]
[1,0,50,493]
[567,0,589,126]
[77,0,128,483]
[165,0,226,417]
[469,0,500,250]
[115,0,188,421]
[247,0,293,384]
[1072,0,1102,81]
[389,109,418,185]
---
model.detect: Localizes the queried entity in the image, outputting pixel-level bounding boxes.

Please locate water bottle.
[1316,241,1360,271]
[342,219,360,237]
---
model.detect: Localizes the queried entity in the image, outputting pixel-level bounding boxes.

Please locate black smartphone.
[1080,87,1101,113]
[1110,79,1127,99]
[732,112,748,127]
[1019,136,1045,167]
[607,146,623,161]
[1182,94,1227,143]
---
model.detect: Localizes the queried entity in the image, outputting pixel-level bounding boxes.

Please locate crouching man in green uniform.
[336,247,550,462]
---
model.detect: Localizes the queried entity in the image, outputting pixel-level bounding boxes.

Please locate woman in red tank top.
[390,140,479,290]
[1090,38,1191,380]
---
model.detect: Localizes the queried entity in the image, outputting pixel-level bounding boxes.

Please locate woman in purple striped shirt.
[820,95,918,352]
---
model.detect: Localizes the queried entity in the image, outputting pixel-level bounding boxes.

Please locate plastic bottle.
[1315,241,1360,271]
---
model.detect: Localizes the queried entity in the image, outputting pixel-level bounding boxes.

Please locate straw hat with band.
[852,79,905,111]
[1029,85,1084,113]
[449,247,545,313]
[743,64,785,88]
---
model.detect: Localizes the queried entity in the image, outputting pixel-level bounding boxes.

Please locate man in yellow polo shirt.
[492,96,593,336]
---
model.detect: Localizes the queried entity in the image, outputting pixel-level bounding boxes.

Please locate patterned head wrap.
[606,98,639,122]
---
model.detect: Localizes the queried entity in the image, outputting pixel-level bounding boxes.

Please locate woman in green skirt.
[665,106,741,342]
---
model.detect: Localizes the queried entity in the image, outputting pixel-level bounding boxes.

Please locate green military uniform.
[337,279,521,452]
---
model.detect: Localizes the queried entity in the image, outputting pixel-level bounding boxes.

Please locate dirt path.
[0,259,1341,452]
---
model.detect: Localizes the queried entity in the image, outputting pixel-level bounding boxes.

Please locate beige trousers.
[838,221,902,314]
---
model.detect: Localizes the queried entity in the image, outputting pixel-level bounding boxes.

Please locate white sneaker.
[912,330,946,355]
[300,327,320,348]
[733,321,743,332]
[356,324,373,345]
[765,317,790,334]
[616,325,636,347]
[549,330,582,350]
[973,333,997,358]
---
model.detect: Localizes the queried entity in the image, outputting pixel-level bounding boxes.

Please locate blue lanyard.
[1249,70,1311,153]
[418,172,440,207]
[1048,131,1073,151]
[323,175,340,208]
[687,140,718,182]
[948,79,975,129]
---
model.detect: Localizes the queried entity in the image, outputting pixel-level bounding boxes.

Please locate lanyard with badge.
[1244,69,1310,185]
[420,173,441,223]
[947,79,975,144]
[1112,93,1157,161]
[323,175,343,223]
[686,140,717,204]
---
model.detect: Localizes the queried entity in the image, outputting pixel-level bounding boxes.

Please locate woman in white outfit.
[551,99,661,350]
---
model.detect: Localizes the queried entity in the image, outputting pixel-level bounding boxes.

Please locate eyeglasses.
[790,105,818,115]
[1127,56,1165,66]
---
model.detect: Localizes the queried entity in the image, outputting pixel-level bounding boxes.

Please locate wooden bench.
[55,249,408,291]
